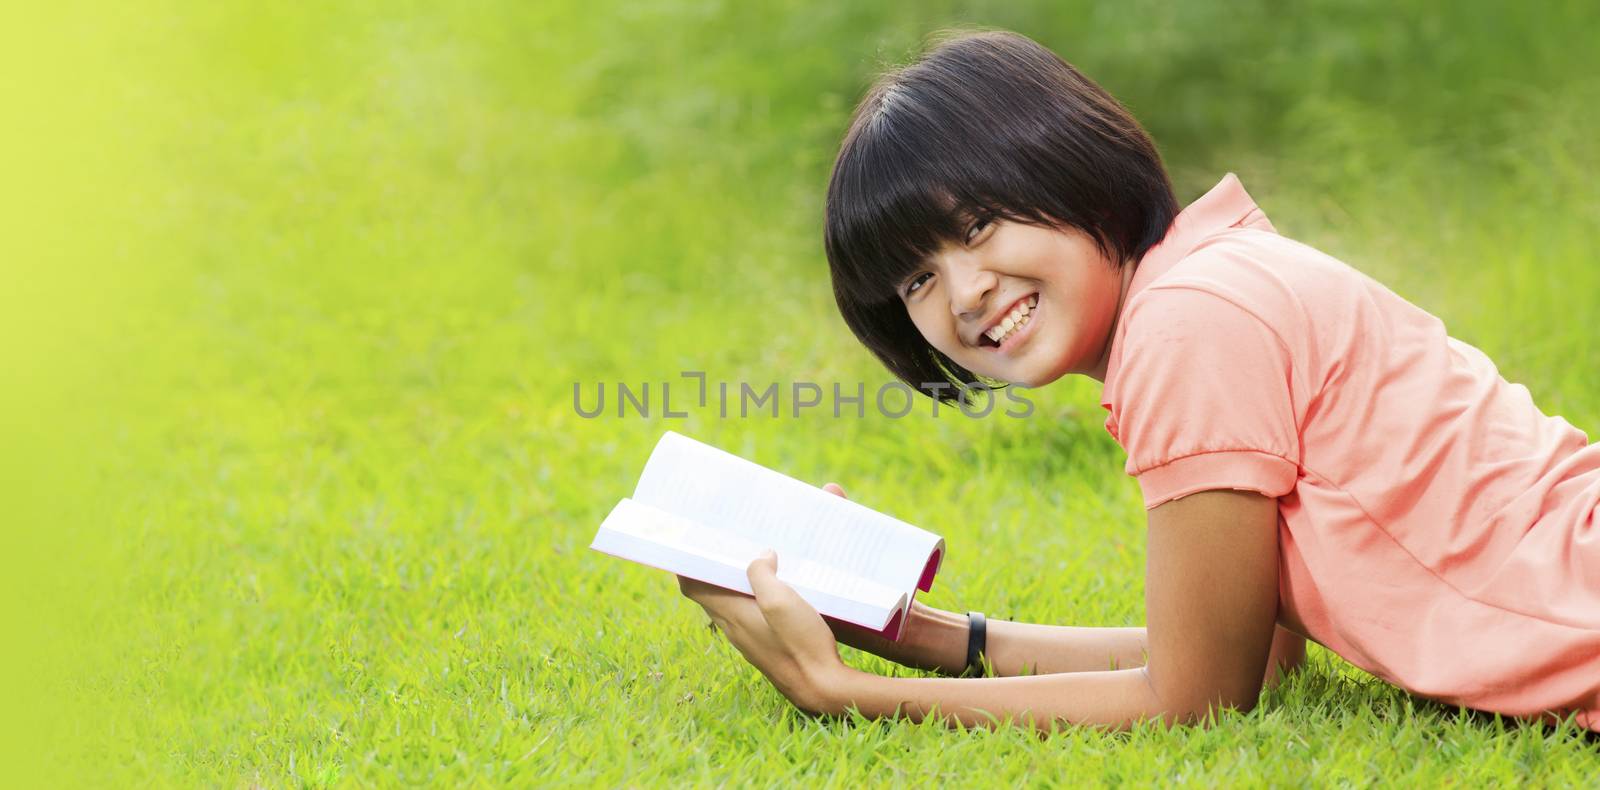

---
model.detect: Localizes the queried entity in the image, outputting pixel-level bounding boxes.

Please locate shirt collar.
[1099,173,1271,408]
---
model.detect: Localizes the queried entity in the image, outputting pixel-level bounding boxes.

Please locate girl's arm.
[833,606,1305,691]
[690,488,1285,731]
[830,604,1148,676]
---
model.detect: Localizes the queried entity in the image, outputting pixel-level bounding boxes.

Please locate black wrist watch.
[964,611,987,676]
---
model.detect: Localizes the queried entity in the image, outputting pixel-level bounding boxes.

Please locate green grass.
[6,0,1599,784]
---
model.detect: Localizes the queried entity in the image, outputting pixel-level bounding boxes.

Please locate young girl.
[676,30,1599,731]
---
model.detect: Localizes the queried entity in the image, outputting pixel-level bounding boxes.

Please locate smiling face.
[895,215,1136,386]
[823,32,1180,402]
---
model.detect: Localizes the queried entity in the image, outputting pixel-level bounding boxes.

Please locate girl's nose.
[949,259,999,318]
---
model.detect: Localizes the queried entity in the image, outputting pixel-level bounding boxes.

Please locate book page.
[591,498,904,628]
[628,432,943,596]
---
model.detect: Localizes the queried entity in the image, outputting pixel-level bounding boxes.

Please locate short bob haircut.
[824,30,1179,403]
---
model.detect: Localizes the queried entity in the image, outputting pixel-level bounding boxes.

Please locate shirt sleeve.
[1109,285,1301,509]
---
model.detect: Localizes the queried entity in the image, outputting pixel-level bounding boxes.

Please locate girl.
[676,30,1599,731]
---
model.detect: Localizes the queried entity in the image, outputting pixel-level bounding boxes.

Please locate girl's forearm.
[828,665,1172,732]
[838,606,1304,690]
[996,622,1304,686]
[987,620,1149,675]
[833,604,1148,676]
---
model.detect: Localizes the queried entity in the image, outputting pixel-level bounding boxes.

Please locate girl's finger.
[747,550,808,623]
[822,482,848,499]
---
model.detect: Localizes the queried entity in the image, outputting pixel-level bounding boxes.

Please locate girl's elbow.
[1156,696,1260,729]
[1142,667,1262,727]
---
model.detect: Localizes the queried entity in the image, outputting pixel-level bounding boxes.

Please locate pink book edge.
[917,548,942,592]
[824,549,942,642]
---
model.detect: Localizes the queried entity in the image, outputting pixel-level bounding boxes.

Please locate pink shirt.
[1100,173,1600,728]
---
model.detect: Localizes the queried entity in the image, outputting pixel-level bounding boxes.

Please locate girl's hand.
[677,482,964,676]
[678,552,850,714]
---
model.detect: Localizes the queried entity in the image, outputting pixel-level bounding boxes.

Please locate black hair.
[823,29,1179,402]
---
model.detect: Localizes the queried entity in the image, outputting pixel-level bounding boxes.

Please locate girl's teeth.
[987,296,1036,346]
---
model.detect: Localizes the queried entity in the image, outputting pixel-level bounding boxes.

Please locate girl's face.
[896,216,1135,386]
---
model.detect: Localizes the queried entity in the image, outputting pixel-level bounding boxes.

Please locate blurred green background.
[4,0,1598,784]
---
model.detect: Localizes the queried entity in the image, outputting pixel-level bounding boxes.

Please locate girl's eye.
[965,216,992,244]
[903,271,933,296]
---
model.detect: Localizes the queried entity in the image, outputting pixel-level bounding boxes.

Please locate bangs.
[824,130,969,306]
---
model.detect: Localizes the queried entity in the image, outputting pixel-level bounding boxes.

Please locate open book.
[590,431,944,641]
